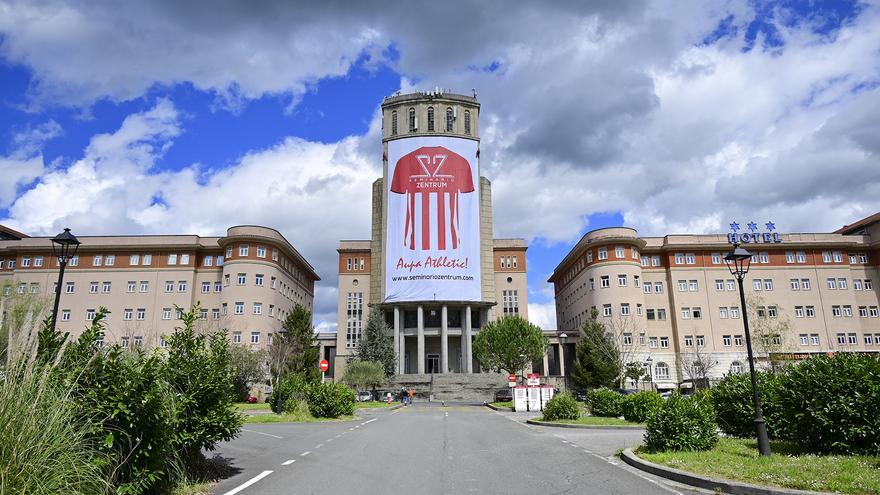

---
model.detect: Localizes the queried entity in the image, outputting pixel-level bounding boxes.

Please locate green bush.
[271,373,314,414]
[620,391,663,423]
[644,393,717,452]
[307,382,356,418]
[587,388,622,417]
[778,353,880,455]
[712,370,788,439]
[542,392,581,421]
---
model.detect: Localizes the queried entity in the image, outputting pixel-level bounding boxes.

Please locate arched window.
[408,107,416,132]
[391,111,398,135]
[730,361,743,374]
[427,107,435,131]
[446,107,454,132]
[655,362,669,379]
[464,110,471,134]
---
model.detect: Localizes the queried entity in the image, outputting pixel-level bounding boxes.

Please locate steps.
[389,373,508,403]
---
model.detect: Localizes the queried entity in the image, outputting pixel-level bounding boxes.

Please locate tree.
[571,309,621,390]
[230,344,268,401]
[745,294,793,372]
[623,361,647,390]
[472,315,547,375]
[268,303,320,386]
[341,360,385,395]
[351,309,396,377]
[680,344,721,389]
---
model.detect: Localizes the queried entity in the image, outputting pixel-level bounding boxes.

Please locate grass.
[638,437,880,495]
[538,415,643,426]
[356,401,396,408]
[244,413,358,424]
[490,401,513,409]
[234,402,271,411]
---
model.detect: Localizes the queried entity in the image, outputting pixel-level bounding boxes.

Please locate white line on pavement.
[222,470,273,495]
[300,451,311,457]
[281,460,295,466]
[315,443,324,449]
[241,429,283,439]
[326,438,333,443]
[363,418,377,425]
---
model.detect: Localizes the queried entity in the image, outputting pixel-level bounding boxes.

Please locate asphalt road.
[211,404,696,495]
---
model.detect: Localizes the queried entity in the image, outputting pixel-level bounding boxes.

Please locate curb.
[527,419,644,430]
[620,448,832,495]
[485,403,513,412]
[388,403,404,411]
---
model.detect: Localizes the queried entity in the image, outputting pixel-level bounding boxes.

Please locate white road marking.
[335,434,342,438]
[300,451,311,457]
[222,470,273,495]
[281,459,295,466]
[349,427,356,431]
[241,429,283,439]
[315,443,324,449]
[363,418,377,425]
[326,438,333,443]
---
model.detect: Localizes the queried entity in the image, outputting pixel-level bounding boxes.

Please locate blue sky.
[1,0,877,330]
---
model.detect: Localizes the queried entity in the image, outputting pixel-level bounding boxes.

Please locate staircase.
[389,373,508,403]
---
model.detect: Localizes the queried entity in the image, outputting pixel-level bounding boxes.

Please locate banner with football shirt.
[385,136,481,302]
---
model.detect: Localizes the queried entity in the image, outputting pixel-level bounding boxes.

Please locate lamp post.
[644,356,653,391]
[724,242,772,456]
[558,332,568,392]
[50,228,80,333]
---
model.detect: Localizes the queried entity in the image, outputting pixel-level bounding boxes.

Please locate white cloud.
[528,302,558,331]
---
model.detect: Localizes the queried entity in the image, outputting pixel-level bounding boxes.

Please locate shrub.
[620,391,663,423]
[307,383,356,418]
[644,392,717,452]
[778,353,880,455]
[587,388,622,417]
[542,392,581,421]
[712,371,787,439]
[271,373,314,414]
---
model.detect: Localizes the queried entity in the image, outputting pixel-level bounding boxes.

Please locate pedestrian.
[408,387,414,405]
[400,387,407,405]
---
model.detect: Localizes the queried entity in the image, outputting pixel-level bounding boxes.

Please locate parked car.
[611,388,639,396]
[356,391,373,402]
[573,390,589,402]
[660,391,673,399]
[246,395,258,404]
[494,388,513,402]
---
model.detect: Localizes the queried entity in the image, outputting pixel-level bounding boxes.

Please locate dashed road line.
[222,470,273,495]
[300,451,311,457]
[315,443,324,449]
[241,429,283,439]
[281,459,295,466]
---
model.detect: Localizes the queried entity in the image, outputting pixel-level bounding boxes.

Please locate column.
[417,305,425,374]
[441,305,448,374]
[394,307,403,375]
[464,306,473,373]
[558,343,566,377]
[543,353,549,377]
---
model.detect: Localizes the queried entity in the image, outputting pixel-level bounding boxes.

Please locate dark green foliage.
[472,315,547,374]
[571,310,621,390]
[712,371,787,439]
[36,313,67,366]
[269,304,320,386]
[542,392,581,421]
[270,373,315,414]
[644,392,717,452]
[306,382,356,418]
[587,388,623,417]
[164,305,243,456]
[342,360,385,392]
[230,344,267,402]
[777,353,880,455]
[353,309,397,377]
[621,391,664,423]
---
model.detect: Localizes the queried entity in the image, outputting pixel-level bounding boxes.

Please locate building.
[335,90,529,379]
[0,225,319,350]
[549,216,880,391]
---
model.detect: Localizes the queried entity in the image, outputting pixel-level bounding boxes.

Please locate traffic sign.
[319,359,329,372]
[507,373,517,382]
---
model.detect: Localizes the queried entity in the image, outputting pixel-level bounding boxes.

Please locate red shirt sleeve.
[390,153,412,193]
[452,153,475,193]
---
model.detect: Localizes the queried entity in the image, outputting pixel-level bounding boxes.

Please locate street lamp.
[724,242,772,456]
[50,228,80,333]
[558,332,568,391]
[644,356,653,391]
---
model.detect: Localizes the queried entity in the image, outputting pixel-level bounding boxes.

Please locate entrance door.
[426,354,440,374]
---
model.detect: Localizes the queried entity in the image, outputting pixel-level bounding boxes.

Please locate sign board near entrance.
[384,136,482,302]
[527,373,540,386]
[319,359,329,372]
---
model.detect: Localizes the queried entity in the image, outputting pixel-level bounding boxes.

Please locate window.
[226,247,233,258]
[130,254,139,265]
[832,305,842,317]
[464,110,471,134]
[165,280,174,292]
[711,252,722,264]
[649,337,658,348]
[89,281,99,293]
[102,282,111,293]
[268,305,275,317]
[678,280,687,292]
[848,333,858,345]
[657,309,666,320]
[786,251,795,263]
[802,278,811,290]
[69,256,78,266]
[255,274,264,286]
[823,251,832,262]
[271,276,277,289]
[795,306,804,317]
[643,283,652,294]
[655,282,663,293]
[142,254,152,265]
[212,308,220,319]
[637,304,643,316]
[617,274,627,286]
[866,279,874,290]
[224,274,230,286]
[85,308,96,320]
[602,304,612,317]
[634,275,640,287]
[408,107,417,132]
[763,279,773,291]
[203,255,213,267]
[620,303,630,316]
[730,307,740,319]
[600,276,610,288]
[639,333,646,345]
[866,335,875,345]
[646,309,655,320]
[61,309,71,321]
[251,332,260,345]
[730,361,743,374]
[734,335,744,346]
[674,253,684,264]
[689,280,698,291]
[257,246,266,258]
[696,335,705,347]
[870,306,879,318]
[651,256,661,266]
[237,273,246,285]
[180,254,190,265]
[253,303,262,315]
[719,307,729,319]
[445,107,454,132]
[681,307,691,319]
[127,281,136,293]
[806,306,816,317]
[833,251,843,262]
[217,256,224,266]
[92,255,102,266]
[685,253,695,264]
[722,335,731,346]
[790,279,800,290]
[854,279,863,290]
[426,107,434,131]
[843,305,853,317]
[105,254,115,265]
[391,110,398,135]
[753,279,763,291]
[136,308,145,321]
[65,282,75,294]
[139,281,148,293]
[502,290,519,315]
[799,334,808,345]
[202,282,211,293]
[598,247,608,260]
[132,336,142,348]
[163,308,172,320]
[796,251,806,263]
[859,306,868,317]
[177,281,187,292]
[214,281,222,293]
[838,278,847,290]
[232,332,242,344]
[615,246,625,258]
[623,333,632,346]
[631,247,639,259]
[726,280,735,291]
[684,335,693,347]
[655,362,669,379]
[810,334,820,345]
[239,244,249,256]
[346,292,364,348]
[693,307,702,319]
[588,252,594,263]
[767,306,777,318]
[641,255,650,266]
[716,279,725,291]
[234,302,244,315]
[168,254,177,265]
[837,333,847,345]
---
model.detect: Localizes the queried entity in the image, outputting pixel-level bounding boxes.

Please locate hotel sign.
[728,221,782,244]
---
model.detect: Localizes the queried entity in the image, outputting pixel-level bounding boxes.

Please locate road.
[211,403,696,495]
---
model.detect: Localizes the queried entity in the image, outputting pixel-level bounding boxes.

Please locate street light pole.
[558,332,568,392]
[50,228,81,334]
[725,242,772,456]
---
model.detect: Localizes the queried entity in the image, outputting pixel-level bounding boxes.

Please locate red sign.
[508,374,517,382]
[319,360,329,372]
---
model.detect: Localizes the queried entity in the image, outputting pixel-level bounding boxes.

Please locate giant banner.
[385,136,481,302]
